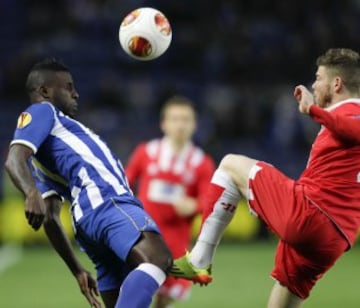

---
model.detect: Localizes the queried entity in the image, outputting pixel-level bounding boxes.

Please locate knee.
[145,250,173,275]
[148,241,173,273]
[148,237,173,273]
[128,232,173,273]
[136,251,173,275]
[219,154,247,173]
[155,250,173,274]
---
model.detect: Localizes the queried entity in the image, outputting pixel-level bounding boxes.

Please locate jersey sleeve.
[10,103,55,153]
[35,175,63,200]
[309,104,360,144]
[194,155,216,212]
[29,159,64,201]
[125,143,146,189]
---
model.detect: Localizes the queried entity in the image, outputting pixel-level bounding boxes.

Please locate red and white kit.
[248,100,360,299]
[126,137,214,299]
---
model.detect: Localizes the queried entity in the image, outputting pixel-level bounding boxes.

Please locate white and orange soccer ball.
[119,7,172,61]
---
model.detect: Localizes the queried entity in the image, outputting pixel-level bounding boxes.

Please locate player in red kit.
[126,96,215,308]
[171,48,360,307]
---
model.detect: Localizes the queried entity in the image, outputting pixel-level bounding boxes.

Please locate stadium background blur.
[1,1,360,307]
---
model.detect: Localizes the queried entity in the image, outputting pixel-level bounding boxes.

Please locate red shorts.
[157,276,192,300]
[248,162,348,299]
[159,225,191,259]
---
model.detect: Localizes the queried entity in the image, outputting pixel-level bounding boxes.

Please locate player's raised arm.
[309,105,360,144]
[43,196,101,308]
[294,84,360,144]
[5,144,46,230]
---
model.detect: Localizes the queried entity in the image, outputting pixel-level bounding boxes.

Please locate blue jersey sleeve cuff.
[42,190,64,202]
[10,140,38,154]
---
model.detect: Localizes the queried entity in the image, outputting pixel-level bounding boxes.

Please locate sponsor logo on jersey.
[17,112,32,128]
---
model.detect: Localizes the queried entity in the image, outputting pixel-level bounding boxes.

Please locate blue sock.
[115,263,166,308]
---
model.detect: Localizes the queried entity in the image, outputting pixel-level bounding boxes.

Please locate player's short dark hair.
[26,58,69,95]
[160,95,196,121]
[317,48,360,95]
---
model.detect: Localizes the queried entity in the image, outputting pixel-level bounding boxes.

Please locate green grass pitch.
[0,241,359,307]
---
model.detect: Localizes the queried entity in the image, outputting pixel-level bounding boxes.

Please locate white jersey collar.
[325,98,360,111]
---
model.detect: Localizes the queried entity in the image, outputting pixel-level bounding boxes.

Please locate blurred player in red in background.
[126,96,215,308]
[171,48,360,307]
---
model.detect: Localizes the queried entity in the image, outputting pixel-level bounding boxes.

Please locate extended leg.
[171,154,257,283]
[190,154,257,268]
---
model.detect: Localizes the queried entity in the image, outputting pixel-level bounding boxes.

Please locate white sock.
[190,169,241,268]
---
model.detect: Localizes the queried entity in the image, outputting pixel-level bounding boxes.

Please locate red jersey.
[298,99,360,245]
[125,138,215,257]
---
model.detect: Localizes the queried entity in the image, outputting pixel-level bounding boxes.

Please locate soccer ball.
[119,7,172,61]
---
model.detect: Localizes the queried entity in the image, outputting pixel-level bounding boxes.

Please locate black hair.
[26,58,69,95]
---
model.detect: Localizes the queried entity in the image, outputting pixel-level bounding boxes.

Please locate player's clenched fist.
[294,85,315,114]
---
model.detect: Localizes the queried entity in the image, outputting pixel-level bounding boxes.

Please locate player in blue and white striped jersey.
[5,58,172,308]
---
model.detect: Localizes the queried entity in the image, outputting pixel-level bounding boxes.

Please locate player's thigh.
[99,200,160,259]
[127,231,173,272]
[247,161,301,238]
[100,200,172,271]
[219,154,258,196]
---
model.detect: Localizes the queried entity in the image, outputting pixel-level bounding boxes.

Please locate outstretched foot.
[170,252,213,286]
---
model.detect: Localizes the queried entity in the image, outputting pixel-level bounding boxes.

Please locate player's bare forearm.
[5,144,38,196]
[5,144,46,230]
[43,196,101,307]
[43,197,84,276]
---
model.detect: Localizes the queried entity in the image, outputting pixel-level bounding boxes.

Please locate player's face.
[161,105,196,144]
[50,72,79,118]
[312,66,333,108]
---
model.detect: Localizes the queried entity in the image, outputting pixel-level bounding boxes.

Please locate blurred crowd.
[2,0,360,199]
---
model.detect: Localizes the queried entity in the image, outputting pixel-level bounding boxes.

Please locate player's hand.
[173,196,197,217]
[75,270,102,308]
[294,85,315,114]
[25,189,46,230]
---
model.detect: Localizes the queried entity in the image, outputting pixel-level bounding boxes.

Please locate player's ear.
[333,76,343,93]
[39,86,52,99]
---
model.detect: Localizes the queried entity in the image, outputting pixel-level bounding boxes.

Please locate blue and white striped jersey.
[11,102,140,222]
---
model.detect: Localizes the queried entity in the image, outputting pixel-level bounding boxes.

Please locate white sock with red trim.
[190,169,241,268]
